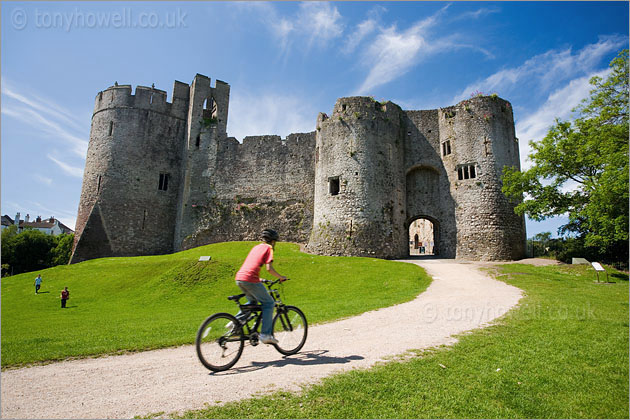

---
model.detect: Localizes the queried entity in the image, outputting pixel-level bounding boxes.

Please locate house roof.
[56,220,75,234]
[2,215,74,234]
[26,220,56,229]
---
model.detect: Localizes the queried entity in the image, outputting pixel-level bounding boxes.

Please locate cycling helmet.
[261,229,280,243]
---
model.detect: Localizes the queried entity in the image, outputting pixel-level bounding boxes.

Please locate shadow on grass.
[612,273,629,282]
[211,350,364,376]
[36,291,51,294]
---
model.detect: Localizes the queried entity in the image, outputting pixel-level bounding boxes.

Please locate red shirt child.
[235,243,274,283]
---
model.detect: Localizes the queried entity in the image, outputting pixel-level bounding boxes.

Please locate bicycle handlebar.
[262,278,289,287]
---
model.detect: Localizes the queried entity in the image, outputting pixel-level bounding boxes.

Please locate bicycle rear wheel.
[272,305,308,355]
[196,313,244,371]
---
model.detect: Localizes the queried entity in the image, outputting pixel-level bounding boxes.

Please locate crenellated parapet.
[71,75,526,264]
[92,81,190,120]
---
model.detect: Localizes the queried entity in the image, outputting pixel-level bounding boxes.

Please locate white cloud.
[356,23,429,95]
[515,68,611,169]
[252,2,343,56]
[273,18,294,52]
[298,2,344,49]
[1,80,89,157]
[342,18,377,54]
[354,5,494,95]
[47,154,84,178]
[452,35,626,103]
[3,82,85,132]
[450,6,500,22]
[33,174,53,186]
[3,106,88,157]
[227,92,316,141]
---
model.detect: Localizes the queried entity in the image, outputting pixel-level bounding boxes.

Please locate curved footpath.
[1,259,528,419]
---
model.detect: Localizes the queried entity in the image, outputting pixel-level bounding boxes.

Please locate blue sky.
[2,1,628,238]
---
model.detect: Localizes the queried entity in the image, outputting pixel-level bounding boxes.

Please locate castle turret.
[438,96,525,260]
[307,97,408,258]
[70,81,189,263]
[71,74,525,264]
[173,75,231,250]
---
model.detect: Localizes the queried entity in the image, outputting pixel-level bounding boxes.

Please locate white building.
[1,213,74,235]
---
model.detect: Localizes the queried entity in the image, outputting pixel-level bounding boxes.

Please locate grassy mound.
[1,242,429,367]
[174,263,629,419]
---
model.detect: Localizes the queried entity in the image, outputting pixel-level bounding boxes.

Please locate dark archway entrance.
[407,216,439,256]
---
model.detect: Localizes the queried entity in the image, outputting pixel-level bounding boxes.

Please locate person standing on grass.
[60,287,70,308]
[34,274,42,294]
[233,229,287,345]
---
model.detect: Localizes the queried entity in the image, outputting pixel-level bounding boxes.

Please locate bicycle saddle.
[227,293,246,301]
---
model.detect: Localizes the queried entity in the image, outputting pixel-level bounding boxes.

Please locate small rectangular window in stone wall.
[457,164,477,180]
[442,140,452,156]
[108,121,114,136]
[158,173,170,191]
[329,176,340,196]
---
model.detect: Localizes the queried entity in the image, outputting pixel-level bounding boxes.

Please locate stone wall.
[307,97,407,258]
[179,132,316,250]
[71,83,187,263]
[173,74,230,249]
[403,110,457,258]
[436,96,526,260]
[71,74,526,264]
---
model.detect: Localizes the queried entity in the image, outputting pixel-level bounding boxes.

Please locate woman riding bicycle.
[233,229,287,345]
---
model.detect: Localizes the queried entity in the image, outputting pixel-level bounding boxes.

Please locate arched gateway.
[407,216,439,256]
[72,75,526,263]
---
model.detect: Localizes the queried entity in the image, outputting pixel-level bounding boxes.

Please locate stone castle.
[70,74,526,264]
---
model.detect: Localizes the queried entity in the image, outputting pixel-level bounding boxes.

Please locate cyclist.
[233,229,287,344]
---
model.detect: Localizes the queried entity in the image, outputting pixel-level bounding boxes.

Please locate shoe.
[259,334,278,345]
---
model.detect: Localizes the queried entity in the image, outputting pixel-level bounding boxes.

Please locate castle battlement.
[71,74,526,265]
[329,97,403,123]
[93,82,191,120]
[237,133,315,151]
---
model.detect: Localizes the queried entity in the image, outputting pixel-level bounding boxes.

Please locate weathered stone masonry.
[70,74,526,263]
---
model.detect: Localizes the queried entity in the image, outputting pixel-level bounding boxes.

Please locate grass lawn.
[1,242,430,367]
[171,263,629,419]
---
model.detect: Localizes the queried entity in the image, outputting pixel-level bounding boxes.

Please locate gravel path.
[1,259,527,419]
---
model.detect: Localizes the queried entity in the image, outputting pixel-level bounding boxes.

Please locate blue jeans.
[235,281,275,336]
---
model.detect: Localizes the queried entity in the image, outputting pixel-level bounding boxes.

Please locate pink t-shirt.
[235,243,274,283]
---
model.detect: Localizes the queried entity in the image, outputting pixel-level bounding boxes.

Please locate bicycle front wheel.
[195,313,244,371]
[272,305,308,355]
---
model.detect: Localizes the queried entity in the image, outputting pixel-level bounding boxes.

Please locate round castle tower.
[437,96,526,260]
[306,97,408,258]
[70,82,190,263]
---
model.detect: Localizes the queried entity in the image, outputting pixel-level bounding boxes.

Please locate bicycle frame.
[232,279,286,344]
[196,278,307,371]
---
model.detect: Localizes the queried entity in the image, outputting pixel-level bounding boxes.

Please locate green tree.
[1,225,19,276]
[9,230,56,274]
[503,49,629,263]
[50,233,75,266]
[2,227,75,275]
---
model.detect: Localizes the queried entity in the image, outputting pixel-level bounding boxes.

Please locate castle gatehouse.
[70,74,526,263]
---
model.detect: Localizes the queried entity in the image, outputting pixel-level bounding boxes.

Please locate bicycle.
[195,279,308,372]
